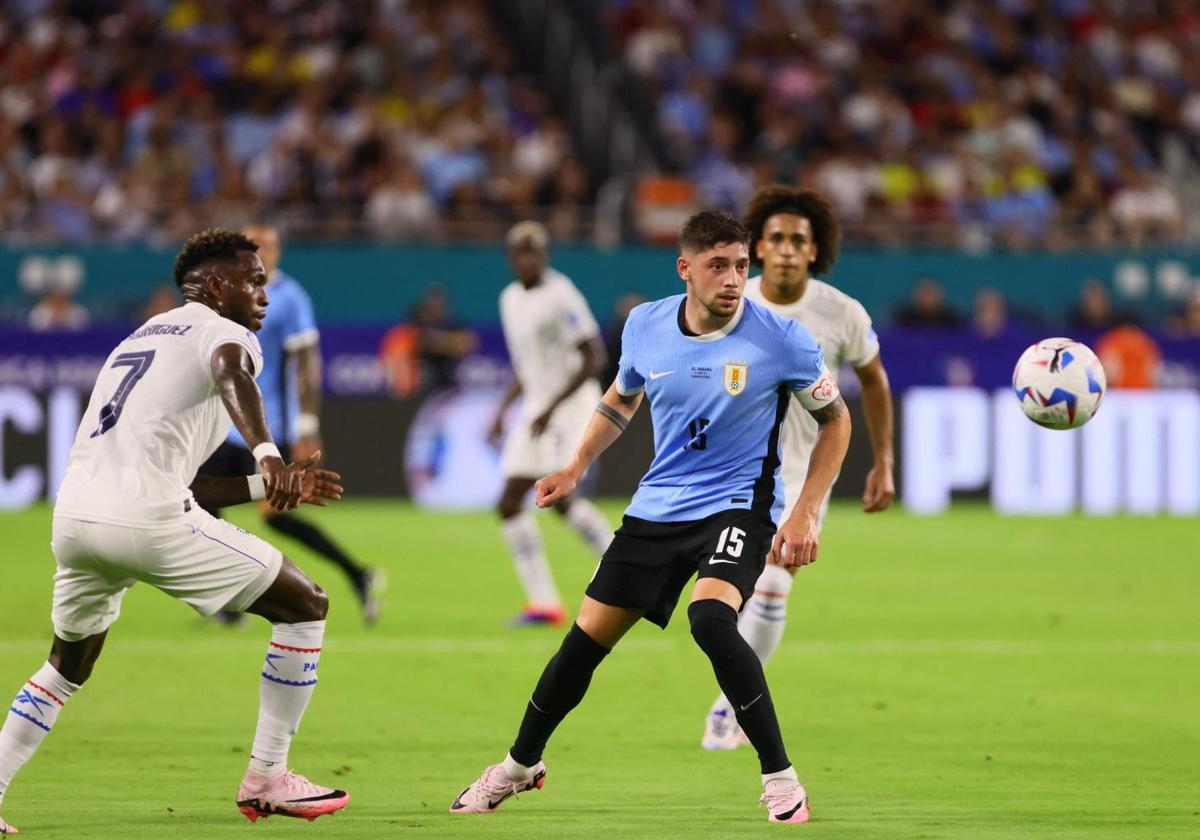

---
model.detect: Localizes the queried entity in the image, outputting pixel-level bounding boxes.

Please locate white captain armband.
[247,473,267,500]
[794,366,840,411]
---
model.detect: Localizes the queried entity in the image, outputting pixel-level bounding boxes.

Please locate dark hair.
[677,209,750,254]
[744,185,840,275]
[173,228,259,287]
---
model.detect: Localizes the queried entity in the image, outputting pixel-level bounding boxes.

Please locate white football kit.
[744,276,879,525]
[51,302,282,641]
[498,268,603,478]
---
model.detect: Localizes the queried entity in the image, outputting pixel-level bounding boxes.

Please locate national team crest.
[723,362,749,396]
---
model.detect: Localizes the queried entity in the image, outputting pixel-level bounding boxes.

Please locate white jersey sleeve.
[197,318,264,379]
[842,297,880,368]
[556,276,601,346]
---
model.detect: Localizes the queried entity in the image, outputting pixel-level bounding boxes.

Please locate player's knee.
[688,599,737,649]
[297,582,329,622]
[497,497,523,519]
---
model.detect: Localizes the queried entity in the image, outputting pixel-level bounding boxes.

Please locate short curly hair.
[173,228,259,287]
[744,186,840,276]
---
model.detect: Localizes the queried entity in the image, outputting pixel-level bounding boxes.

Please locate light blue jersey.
[615,294,835,524]
[228,270,318,447]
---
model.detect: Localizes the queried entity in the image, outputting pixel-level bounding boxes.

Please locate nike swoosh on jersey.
[648,369,676,380]
[707,556,738,565]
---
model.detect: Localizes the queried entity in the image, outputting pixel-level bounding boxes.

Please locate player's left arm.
[529,336,607,437]
[853,352,895,512]
[773,396,852,565]
[288,287,324,463]
[773,341,851,568]
[290,341,323,462]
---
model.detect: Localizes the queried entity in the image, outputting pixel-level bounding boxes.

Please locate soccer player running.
[701,185,895,750]
[451,210,851,823]
[0,230,350,834]
[199,223,384,624]
[488,221,614,626]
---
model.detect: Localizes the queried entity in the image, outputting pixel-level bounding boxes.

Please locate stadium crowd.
[0,0,589,244]
[605,0,1200,249]
[0,1,1198,248]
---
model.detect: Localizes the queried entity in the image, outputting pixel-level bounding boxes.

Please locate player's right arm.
[209,343,303,511]
[534,382,642,508]
[487,376,522,449]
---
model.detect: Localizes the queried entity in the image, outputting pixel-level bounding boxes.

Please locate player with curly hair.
[700,185,897,750]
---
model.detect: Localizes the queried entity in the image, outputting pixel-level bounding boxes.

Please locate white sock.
[0,662,79,807]
[710,565,794,716]
[501,511,560,608]
[502,752,534,781]
[249,621,325,777]
[762,765,798,786]
[739,564,793,666]
[563,498,613,556]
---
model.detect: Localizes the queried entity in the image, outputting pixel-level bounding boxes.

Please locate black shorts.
[585,509,775,629]
[197,441,293,479]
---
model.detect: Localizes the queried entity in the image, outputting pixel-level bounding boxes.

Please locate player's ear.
[755,238,765,261]
[204,272,226,305]
[676,254,691,282]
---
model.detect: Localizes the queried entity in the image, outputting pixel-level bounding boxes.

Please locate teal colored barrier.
[2,244,1196,325]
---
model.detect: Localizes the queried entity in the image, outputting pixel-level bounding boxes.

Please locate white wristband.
[296,412,320,438]
[252,442,282,463]
[247,473,267,500]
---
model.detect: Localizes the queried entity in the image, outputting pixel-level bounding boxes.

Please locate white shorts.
[781,480,833,532]
[50,507,283,642]
[501,381,602,479]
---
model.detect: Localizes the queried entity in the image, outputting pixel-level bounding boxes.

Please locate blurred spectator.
[1165,289,1200,338]
[1066,280,1116,332]
[380,284,478,397]
[366,160,437,240]
[1097,322,1162,389]
[28,286,88,332]
[972,288,1012,339]
[140,284,179,321]
[602,291,647,386]
[894,277,963,328]
[1109,168,1184,247]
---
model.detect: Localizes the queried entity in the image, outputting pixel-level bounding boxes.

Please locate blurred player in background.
[0,230,350,833]
[488,221,612,626]
[198,224,383,624]
[451,210,850,823]
[702,186,895,750]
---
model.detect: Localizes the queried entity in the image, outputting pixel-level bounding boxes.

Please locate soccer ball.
[1012,338,1106,430]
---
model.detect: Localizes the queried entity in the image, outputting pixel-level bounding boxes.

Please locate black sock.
[689,599,790,774]
[510,623,610,766]
[265,514,365,582]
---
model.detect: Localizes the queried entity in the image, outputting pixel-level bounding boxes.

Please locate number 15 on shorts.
[711,526,745,563]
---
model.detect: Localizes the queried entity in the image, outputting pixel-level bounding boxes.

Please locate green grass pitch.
[0,500,1197,839]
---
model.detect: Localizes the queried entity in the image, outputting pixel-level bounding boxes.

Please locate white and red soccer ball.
[1012,338,1107,430]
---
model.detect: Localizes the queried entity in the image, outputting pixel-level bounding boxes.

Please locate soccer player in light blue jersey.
[450,210,852,824]
[197,225,383,623]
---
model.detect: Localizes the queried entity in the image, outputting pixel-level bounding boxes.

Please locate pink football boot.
[236,769,349,822]
[0,815,18,835]
[760,778,810,823]
[449,761,546,813]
